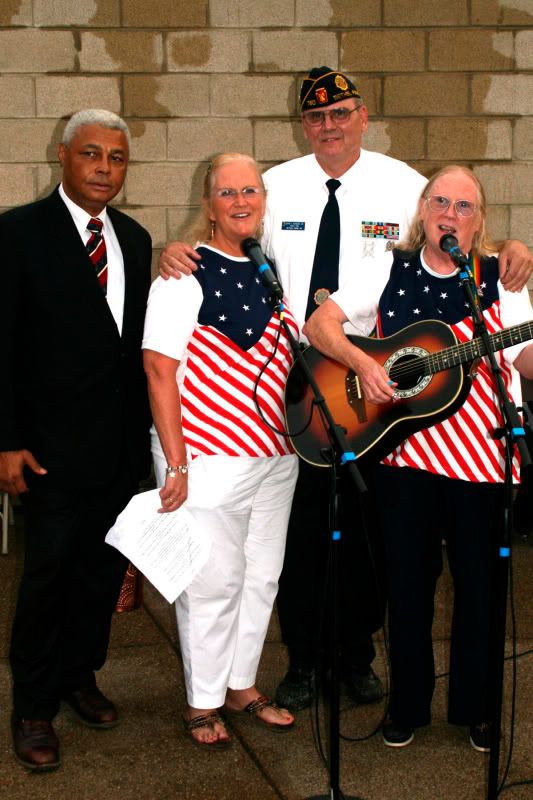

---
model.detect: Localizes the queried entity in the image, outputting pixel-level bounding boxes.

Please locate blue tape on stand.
[341,452,356,464]
[500,547,510,558]
[258,263,268,273]
[332,531,341,541]
[512,427,525,436]
[459,270,469,280]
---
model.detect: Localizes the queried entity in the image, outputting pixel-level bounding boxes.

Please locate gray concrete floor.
[0,504,531,800]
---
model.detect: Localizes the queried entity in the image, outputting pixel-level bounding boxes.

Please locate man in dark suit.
[0,109,152,771]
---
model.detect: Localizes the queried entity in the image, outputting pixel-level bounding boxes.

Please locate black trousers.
[375,465,503,728]
[276,458,385,671]
[10,465,138,720]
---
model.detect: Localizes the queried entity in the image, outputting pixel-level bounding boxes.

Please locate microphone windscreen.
[440,234,459,253]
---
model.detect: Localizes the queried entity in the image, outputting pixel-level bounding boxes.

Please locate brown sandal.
[226,695,294,732]
[182,712,232,750]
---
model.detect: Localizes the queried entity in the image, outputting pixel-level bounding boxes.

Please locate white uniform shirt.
[262,149,427,338]
[59,183,125,335]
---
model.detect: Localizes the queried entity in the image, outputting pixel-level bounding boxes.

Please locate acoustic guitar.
[284,317,533,467]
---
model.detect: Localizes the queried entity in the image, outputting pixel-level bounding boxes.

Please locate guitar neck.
[390,319,533,382]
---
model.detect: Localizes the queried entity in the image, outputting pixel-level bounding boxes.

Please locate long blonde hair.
[397,165,497,257]
[186,153,266,244]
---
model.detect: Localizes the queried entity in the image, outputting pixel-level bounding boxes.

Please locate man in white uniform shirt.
[158,67,533,712]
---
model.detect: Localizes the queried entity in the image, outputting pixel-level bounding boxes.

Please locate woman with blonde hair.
[142,153,298,749]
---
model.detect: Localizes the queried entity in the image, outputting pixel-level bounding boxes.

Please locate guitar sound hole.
[392,354,425,391]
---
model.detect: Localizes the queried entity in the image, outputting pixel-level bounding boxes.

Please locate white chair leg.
[2,492,9,555]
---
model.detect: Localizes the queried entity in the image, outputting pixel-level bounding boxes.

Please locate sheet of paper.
[106,489,210,604]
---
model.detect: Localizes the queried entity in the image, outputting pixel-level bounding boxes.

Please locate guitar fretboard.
[390,319,533,381]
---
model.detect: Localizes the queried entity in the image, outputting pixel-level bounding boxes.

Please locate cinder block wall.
[1,0,532,270]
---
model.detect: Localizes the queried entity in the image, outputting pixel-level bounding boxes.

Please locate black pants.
[376,465,503,728]
[10,466,138,720]
[276,458,385,671]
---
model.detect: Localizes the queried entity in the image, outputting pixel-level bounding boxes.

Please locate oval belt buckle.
[314,287,331,306]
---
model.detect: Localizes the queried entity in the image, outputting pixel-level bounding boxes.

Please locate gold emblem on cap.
[335,75,348,91]
[314,288,331,306]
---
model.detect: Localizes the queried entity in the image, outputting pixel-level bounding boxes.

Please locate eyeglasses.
[213,187,263,200]
[302,107,360,127]
[426,195,478,218]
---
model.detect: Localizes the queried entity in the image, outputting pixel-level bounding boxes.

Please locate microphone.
[439,234,469,267]
[241,237,284,300]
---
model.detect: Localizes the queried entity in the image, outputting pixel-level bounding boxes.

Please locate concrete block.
[0,165,34,208]
[119,206,167,249]
[385,75,468,116]
[475,164,533,204]
[167,119,253,162]
[128,121,167,163]
[33,0,120,26]
[486,205,509,242]
[0,120,61,163]
[510,206,533,247]
[428,119,512,160]
[357,77,382,116]
[125,164,199,206]
[167,31,250,73]
[516,31,533,69]
[296,0,380,26]
[0,30,75,72]
[384,0,468,25]
[473,75,533,116]
[429,30,513,71]
[364,120,425,161]
[167,207,201,241]
[0,77,34,118]
[79,32,163,72]
[37,164,63,198]
[0,0,32,26]
[36,77,121,118]
[254,120,307,162]
[123,75,209,118]
[122,0,207,26]
[253,31,337,72]
[210,75,296,117]
[211,0,294,26]
[472,0,533,25]
[514,119,533,160]
[342,30,425,73]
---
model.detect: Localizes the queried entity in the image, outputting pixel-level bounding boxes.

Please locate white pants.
[153,449,298,708]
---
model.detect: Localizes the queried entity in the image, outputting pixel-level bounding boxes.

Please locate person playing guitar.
[303,165,533,752]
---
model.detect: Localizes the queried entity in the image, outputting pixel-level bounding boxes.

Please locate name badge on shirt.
[281,221,305,231]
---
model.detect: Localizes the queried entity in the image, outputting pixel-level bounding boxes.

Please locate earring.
[210,220,215,239]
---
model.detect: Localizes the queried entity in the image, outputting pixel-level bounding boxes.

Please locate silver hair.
[61,109,131,149]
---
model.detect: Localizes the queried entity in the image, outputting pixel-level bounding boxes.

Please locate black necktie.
[305,178,341,320]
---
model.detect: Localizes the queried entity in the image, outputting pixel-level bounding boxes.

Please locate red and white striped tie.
[86,217,107,295]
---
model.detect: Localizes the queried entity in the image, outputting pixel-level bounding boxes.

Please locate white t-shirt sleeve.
[499,282,533,365]
[142,275,202,361]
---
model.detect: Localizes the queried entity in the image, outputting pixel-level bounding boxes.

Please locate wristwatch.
[165,464,189,477]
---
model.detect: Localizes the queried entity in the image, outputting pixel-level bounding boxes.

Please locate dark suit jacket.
[0,187,152,488]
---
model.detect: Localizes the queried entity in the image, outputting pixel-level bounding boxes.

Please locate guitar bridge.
[346,370,367,423]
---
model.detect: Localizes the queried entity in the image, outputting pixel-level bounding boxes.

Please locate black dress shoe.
[11,714,60,771]
[342,666,384,705]
[275,667,315,711]
[382,720,414,748]
[63,685,118,729]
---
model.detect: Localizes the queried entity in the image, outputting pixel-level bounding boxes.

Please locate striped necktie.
[86,217,107,295]
[305,178,341,320]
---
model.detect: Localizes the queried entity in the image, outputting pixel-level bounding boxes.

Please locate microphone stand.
[270,292,367,800]
[457,261,531,800]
